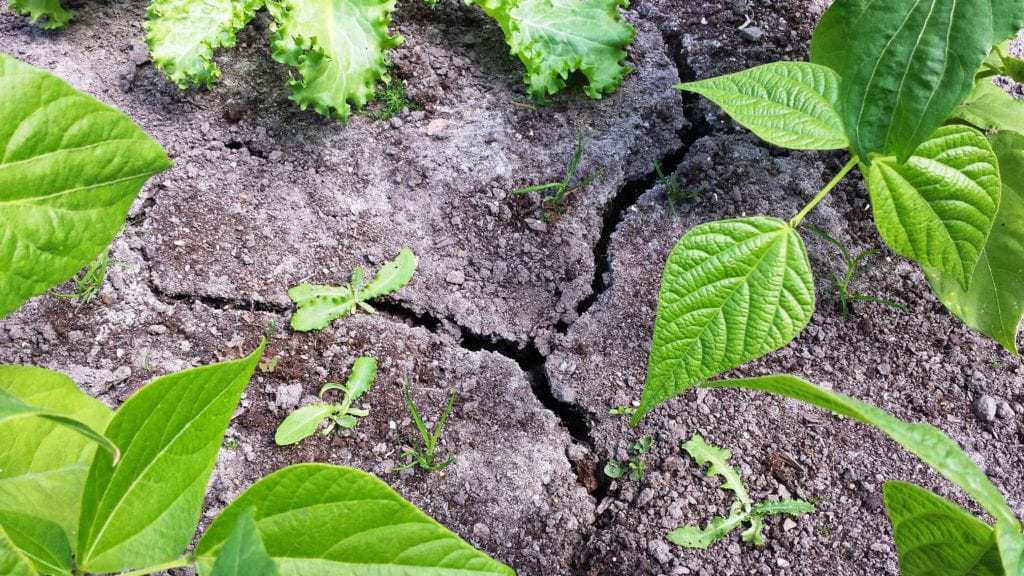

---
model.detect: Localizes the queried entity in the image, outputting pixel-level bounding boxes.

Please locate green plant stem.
[114,556,193,576]
[789,157,859,228]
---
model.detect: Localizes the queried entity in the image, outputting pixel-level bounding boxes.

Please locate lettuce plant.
[0,344,512,575]
[8,0,635,119]
[288,248,418,331]
[636,0,1024,424]
[0,54,170,320]
[274,356,378,445]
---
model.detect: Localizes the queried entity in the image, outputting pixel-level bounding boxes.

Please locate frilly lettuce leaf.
[469,0,634,102]
[268,0,403,121]
[9,0,73,29]
[145,0,265,88]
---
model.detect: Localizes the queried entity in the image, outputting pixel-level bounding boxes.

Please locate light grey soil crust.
[1,0,1022,575]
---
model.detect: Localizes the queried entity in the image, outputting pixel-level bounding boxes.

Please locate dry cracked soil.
[2,1,1023,575]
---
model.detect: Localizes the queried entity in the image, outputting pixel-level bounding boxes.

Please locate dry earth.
[1,1,1022,575]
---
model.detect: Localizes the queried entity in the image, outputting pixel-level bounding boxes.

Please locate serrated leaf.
[867,125,1001,288]
[274,404,334,446]
[667,513,747,550]
[682,434,750,511]
[289,249,417,332]
[0,366,112,545]
[209,509,278,576]
[677,62,847,150]
[698,375,1020,531]
[0,54,171,319]
[343,356,378,403]
[9,0,73,29]
[0,526,37,576]
[883,481,1003,576]
[0,389,117,460]
[0,512,72,576]
[951,80,1024,136]
[811,0,993,161]
[926,131,1024,355]
[268,0,402,121]
[194,464,515,575]
[76,343,264,573]
[145,0,264,88]
[750,499,815,517]
[634,217,815,423]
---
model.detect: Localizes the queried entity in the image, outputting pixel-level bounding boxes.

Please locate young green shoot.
[50,251,115,303]
[668,434,814,549]
[604,435,652,481]
[370,76,418,120]
[514,137,602,210]
[608,405,638,418]
[805,225,906,318]
[395,384,457,473]
[654,161,699,212]
[274,357,378,446]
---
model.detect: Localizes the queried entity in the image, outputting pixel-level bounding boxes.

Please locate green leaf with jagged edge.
[926,131,1024,356]
[866,125,1001,289]
[209,509,278,576]
[0,525,37,576]
[811,0,993,162]
[145,0,265,88]
[744,500,815,546]
[0,366,113,547]
[193,464,515,575]
[883,481,1003,576]
[677,62,847,150]
[267,0,402,121]
[667,513,747,550]
[469,0,634,102]
[9,0,73,29]
[951,80,1024,136]
[289,248,417,331]
[76,343,264,574]
[0,54,171,319]
[633,217,815,424]
[0,511,72,576]
[682,434,751,510]
[0,389,118,460]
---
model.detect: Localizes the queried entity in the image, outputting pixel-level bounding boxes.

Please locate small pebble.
[740,26,765,42]
[973,395,997,422]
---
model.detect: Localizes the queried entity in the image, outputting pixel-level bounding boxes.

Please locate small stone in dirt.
[740,26,765,42]
[783,518,797,531]
[274,383,303,411]
[997,401,1015,420]
[147,324,168,335]
[973,395,997,423]
[776,558,791,568]
[525,219,548,233]
[446,270,466,285]
[427,118,450,139]
[472,523,490,540]
[268,150,284,162]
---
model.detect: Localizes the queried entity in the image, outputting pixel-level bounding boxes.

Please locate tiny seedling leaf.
[76,343,264,573]
[750,500,816,517]
[677,61,847,150]
[274,404,335,446]
[926,131,1024,355]
[0,54,170,319]
[0,511,72,576]
[810,0,993,161]
[209,508,278,576]
[667,513,747,550]
[360,248,418,300]
[342,356,378,404]
[635,217,815,423]
[194,464,514,575]
[883,480,1003,576]
[866,125,1001,289]
[682,434,750,511]
[0,366,113,543]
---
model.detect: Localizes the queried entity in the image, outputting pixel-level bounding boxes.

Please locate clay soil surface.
[2,1,1022,575]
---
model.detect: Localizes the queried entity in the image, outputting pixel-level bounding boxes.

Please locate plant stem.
[788,156,859,228]
[116,557,193,576]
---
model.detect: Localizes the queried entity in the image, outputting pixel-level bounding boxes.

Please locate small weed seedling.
[274,357,378,446]
[805,225,906,318]
[608,404,638,419]
[514,137,602,212]
[668,434,814,549]
[258,354,281,374]
[289,248,417,331]
[395,384,457,473]
[654,161,700,212]
[370,76,418,120]
[50,251,115,303]
[604,435,652,481]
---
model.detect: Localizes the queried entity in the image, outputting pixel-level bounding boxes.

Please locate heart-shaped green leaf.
[811,0,993,161]
[194,464,514,575]
[926,131,1024,355]
[883,481,1003,576]
[677,61,847,150]
[0,511,72,576]
[635,217,815,423]
[951,80,1024,137]
[209,508,277,576]
[0,53,170,318]
[866,125,1001,288]
[76,343,264,573]
[0,389,117,460]
[0,366,112,545]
